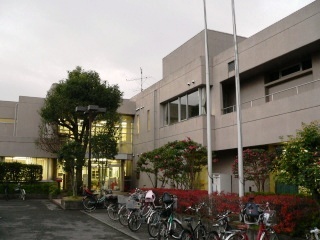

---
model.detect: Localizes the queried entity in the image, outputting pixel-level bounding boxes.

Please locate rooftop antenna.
[126,67,152,92]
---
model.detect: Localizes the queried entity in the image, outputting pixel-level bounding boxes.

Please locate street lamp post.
[76,105,106,190]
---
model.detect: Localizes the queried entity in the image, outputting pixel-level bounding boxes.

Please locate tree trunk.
[76,165,83,195]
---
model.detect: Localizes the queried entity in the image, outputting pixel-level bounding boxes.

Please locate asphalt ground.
[0,199,152,240]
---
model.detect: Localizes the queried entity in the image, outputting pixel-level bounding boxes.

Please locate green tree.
[58,140,84,196]
[137,138,209,190]
[91,119,120,191]
[38,66,123,194]
[276,121,320,203]
[232,148,276,192]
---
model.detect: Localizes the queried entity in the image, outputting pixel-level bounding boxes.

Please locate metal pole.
[231,0,244,197]
[88,113,92,190]
[203,0,213,195]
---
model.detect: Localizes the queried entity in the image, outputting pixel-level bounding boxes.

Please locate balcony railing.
[222,78,320,114]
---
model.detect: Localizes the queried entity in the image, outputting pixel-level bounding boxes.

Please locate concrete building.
[131,0,320,193]
[1,1,319,193]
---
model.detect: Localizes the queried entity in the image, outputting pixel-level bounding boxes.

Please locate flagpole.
[203,0,213,195]
[231,0,244,197]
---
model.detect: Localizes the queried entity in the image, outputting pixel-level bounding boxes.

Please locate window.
[163,87,206,126]
[169,99,179,124]
[180,95,187,121]
[228,61,235,72]
[266,58,312,84]
[187,91,199,118]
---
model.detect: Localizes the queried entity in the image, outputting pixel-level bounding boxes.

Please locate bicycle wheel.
[225,232,247,240]
[171,218,184,239]
[206,231,220,240]
[180,229,193,240]
[118,205,129,226]
[107,203,119,221]
[148,211,161,238]
[158,221,168,240]
[128,211,142,232]
[82,196,96,212]
[195,225,207,240]
[260,231,279,240]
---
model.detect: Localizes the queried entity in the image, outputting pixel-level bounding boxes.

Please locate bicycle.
[306,227,319,240]
[106,195,121,221]
[224,202,278,240]
[128,189,156,232]
[118,188,145,226]
[180,202,208,240]
[147,205,164,238]
[157,193,183,240]
[14,183,26,200]
[82,188,113,212]
[206,210,235,240]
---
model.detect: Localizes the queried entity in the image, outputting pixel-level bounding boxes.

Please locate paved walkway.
[52,199,154,240]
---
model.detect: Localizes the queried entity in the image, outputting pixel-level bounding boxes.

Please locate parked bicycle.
[82,188,114,212]
[106,195,121,221]
[157,192,183,240]
[128,189,156,232]
[206,210,234,240]
[14,183,26,200]
[224,202,278,240]
[306,227,319,240]
[147,204,164,238]
[118,188,145,226]
[180,202,208,240]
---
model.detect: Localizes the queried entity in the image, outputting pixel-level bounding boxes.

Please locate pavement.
[51,199,154,240]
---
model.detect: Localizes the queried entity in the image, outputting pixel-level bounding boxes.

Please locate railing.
[222,79,320,114]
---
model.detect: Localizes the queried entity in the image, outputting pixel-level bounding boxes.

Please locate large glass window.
[169,98,179,124]
[163,87,205,126]
[187,91,199,118]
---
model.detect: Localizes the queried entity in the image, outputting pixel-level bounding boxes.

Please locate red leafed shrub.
[141,188,320,237]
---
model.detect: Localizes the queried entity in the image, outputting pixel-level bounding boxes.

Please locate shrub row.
[0,162,42,183]
[142,188,320,237]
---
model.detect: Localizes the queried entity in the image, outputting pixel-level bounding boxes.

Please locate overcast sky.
[0,0,315,102]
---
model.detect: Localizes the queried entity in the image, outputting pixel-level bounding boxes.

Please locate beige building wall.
[131,0,320,192]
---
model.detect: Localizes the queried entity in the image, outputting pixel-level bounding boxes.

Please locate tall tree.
[38,66,123,193]
[276,121,320,203]
[232,148,276,192]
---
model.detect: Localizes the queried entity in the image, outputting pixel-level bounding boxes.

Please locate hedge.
[0,162,42,183]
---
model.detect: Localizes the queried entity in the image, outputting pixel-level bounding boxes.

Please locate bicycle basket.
[126,198,141,210]
[263,210,277,226]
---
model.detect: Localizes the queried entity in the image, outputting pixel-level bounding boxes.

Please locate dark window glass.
[228,61,235,72]
[281,64,300,77]
[187,91,199,118]
[302,59,312,70]
[169,99,179,124]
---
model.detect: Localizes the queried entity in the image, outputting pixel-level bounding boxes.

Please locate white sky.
[0,0,315,102]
